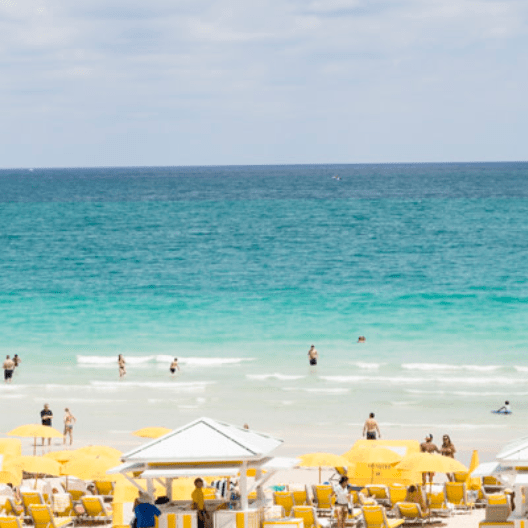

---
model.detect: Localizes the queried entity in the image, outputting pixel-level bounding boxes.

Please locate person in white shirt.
[332,476,350,528]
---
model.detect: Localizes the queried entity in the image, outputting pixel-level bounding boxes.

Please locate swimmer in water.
[170,358,180,375]
[496,401,511,413]
[357,336,366,343]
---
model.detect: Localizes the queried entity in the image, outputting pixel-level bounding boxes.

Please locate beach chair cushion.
[396,502,427,521]
[21,491,46,516]
[29,504,73,528]
[0,516,24,528]
[445,483,474,510]
[273,491,294,516]
[81,495,112,521]
[292,505,330,528]
[4,497,24,516]
[387,486,407,507]
[362,505,404,528]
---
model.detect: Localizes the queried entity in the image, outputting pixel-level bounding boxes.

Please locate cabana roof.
[497,435,528,464]
[121,417,283,463]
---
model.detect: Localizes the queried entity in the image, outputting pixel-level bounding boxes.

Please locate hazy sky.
[1,0,527,167]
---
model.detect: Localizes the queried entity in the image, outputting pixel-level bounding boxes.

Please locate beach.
[1,163,528,468]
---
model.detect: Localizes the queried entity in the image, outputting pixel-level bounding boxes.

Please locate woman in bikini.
[118,354,126,377]
[63,408,76,445]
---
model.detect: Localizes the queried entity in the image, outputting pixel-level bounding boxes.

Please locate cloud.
[0,0,528,166]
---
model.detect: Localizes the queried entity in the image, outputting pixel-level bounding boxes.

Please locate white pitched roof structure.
[121,417,283,463]
[497,436,528,465]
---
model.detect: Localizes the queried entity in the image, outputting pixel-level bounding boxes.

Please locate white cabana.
[473,436,528,527]
[108,417,297,528]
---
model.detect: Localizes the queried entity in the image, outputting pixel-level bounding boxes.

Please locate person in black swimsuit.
[40,404,53,446]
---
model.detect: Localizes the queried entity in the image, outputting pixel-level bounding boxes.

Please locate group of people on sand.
[118,354,180,378]
[39,403,77,446]
[2,354,21,383]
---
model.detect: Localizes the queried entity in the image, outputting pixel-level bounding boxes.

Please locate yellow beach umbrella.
[466,449,481,490]
[343,446,402,483]
[44,450,78,464]
[74,445,122,458]
[8,455,61,476]
[132,427,172,439]
[0,470,22,486]
[61,455,121,481]
[8,424,63,455]
[298,452,351,483]
[396,452,468,474]
[343,446,402,466]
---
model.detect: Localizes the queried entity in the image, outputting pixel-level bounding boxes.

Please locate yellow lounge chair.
[387,486,407,509]
[0,516,24,528]
[94,481,114,498]
[453,472,468,483]
[81,496,112,524]
[292,487,311,506]
[273,491,294,516]
[395,502,428,525]
[4,497,24,517]
[361,505,404,528]
[29,504,73,528]
[426,491,451,518]
[483,476,504,493]
[444,482,474,512]
[365,485,390,506]
[292,505,331,528]
[21,491,46,518]
[311,485,335,516]
[68,490,85,502]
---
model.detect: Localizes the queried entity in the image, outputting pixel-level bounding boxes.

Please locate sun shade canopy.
[121,417,283,463]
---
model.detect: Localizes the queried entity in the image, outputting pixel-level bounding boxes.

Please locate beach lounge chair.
[81,496,112,524]
[67,490,85,502]
[361,505,404,528]
[0,516,24,528]
[292,487,311,506]
[365,485,390,506]
[94,481,114,498]
[387,486,407,509]
[482,476,505,494]
[453,472,468,483]
[444,482,474,512]
[311,485,335,516]
[29,504,74,528]
[4,497,24,517]
[395,502,428,525]
[273,491,294,516]
[21,491,47,518]
[292,505,331,528]
[425,491,451,518]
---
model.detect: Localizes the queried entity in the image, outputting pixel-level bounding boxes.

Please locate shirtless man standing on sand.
[363,413,381,439]
[308,345,318,366]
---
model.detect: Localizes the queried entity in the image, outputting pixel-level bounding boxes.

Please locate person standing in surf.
[307,345,318,366]
[118,354,126,377]
[170,358,180,375]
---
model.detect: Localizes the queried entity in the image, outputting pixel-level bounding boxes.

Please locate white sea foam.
[246,374,305,381]
[89,380,213,392]
[402,363,501,372]
[321,375,521,386]
[352,362,383,370]
[515,366,528,372]
[406,389,528,396]
[283,387,349,394]
[77,355,253,367]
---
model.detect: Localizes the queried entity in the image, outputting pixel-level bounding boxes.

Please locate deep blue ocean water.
[1,163,527,459]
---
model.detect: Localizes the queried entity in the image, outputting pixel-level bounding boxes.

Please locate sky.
[1,0,527,168]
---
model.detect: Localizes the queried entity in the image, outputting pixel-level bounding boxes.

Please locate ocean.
[1,162,527,462]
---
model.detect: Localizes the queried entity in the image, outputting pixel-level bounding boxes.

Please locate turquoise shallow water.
[1,163,528,460]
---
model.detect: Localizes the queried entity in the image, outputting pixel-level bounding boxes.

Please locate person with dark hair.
[363,413,381,439]
[307,345,318,366]
[440,434,456,481]
[332,476,350,528]
[420,434,439,485]
[406,485,428,515]
[3,356,14,383]
[40,404,53,446]
[191,478,208,528]
[170,358,180,375]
